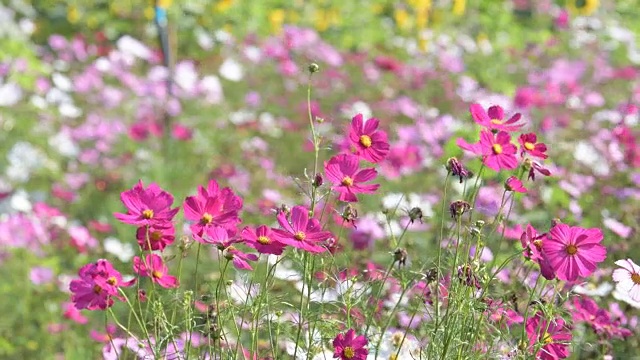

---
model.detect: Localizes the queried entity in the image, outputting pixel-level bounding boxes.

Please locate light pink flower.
[612,259,640,302]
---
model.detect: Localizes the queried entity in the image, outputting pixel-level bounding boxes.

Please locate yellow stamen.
[491,119,502,125]
[631,273,640,285]
[566,244,578,255]
[359,135,372,148]
[343,346,355,358]
[342,176,354,186]
[524,142,535,151]
[492,144,503,155]
[142,209,154,219]
[201,212,213,224]
[294,231,306,241]
[257,236,271,245]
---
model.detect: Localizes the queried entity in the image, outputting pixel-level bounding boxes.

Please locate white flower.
[573,282,613,297]
[103,237,134,262]
[0,83,22,106]
[612,259,640,302]
[116,35,151,60]
[219,58,244,82]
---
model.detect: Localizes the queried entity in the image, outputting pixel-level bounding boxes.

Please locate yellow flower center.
[524,142,535,151]
[257,236,271,245]
[566,244,578,255]
[490,119,502,125]
[631,273,640,285]
[150,231,162,242]
[389,355,398,360]
[343,347,355,358]
[342,176,354,186]
[542,331,554,344]
[201,212,213,224]
[93,285,102,294]
[492,144,503,155]
[142,209,154,219]
[107,277,117,286]
[359,134,372,148]
[532,239,543,250]
[152,271,163,279]
[294,231,306,241]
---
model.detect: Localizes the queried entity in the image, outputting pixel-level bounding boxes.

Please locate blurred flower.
[505,176,527,193]
[30,266,54,285]
[70,259,134,310]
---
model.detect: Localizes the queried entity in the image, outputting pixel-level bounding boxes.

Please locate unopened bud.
[449,200,471,219]
[393,248,408,266]
[408,207,424,224]
[313,173,323,187]
[308,63,320,73]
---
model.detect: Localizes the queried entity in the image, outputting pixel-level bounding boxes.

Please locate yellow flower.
[215,0,234,13]
[453,0,466,16]
[568,0,599,16]
[144,6,155,20]
[67,6,80,24]
[158,0,173,9]
[269,9,285,33]
[394,8,411,31]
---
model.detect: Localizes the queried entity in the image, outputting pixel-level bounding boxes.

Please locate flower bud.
[308,63,320,73]
[408,207,424,224]
[449,200,471,219]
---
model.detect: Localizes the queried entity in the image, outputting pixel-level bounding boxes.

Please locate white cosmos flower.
[612,259,640,302]
[103,237,134,262]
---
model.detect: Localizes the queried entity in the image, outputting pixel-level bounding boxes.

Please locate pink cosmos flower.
[114,180,180,226]
[525,312,571,360]
[612,259,640,302]
[136,224,175,251]
[457,130,518,171]
[569,296,631,338]
[271,205,332,253]
[505,176,527,193]
[324,154,380,202]
[520,224,555,280]
[224,246,259,270]
[133,254,179,289]
[70,259,133,310]
[183,179,242,236]
[519,133,548,159]
[63,302,88,324]
[332,328,368,360]
[469,103,524,132]
[543,224,607,282]
[195,225,241,249]
[527,160,552,181]
[241,225,287,255]
[347,113,390,163]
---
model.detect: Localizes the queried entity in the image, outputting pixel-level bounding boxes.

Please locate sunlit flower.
[612,259,640,302]
[133,254,178,288]
[348,113,390,163]
[325,154,380,202]
[525,312,571,359]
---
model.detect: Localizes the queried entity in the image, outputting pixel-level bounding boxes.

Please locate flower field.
[1,0,640,359]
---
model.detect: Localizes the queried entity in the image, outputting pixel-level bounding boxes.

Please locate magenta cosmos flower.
[271,205,332,253]
[526,312,571,360]
[612,259,640,302]
[332,328,368,360]
[114,180,180,226]
[542,224,607,282]
[241,225,287,255]
[469,103,524,132]
[224,246,259,270]
[183,179,243,236]
[70,259,133,310]
[325,154,380,202]
[194,225,241,250]
[505,176,527,193]
[136,223,175,251]
[348,113,390,163]
[133,254,179,289]
[457,130,518,171]
[519,133,548,159]
[520,224,555,280]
